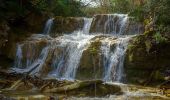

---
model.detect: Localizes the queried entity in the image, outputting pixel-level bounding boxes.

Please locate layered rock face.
[51,16,84,35]
[125,34,170,85]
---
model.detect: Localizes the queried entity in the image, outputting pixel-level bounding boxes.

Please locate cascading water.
[90,14,128,35]
[49,18,94,80]
[13,44,23,68]
[101,36,131,82]
[83,18,93,34]
[12,14,135,82]
[11,46,49,75]
[10,18,53,74]
[42,18,54,35]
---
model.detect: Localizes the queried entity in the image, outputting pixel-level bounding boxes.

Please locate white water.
[10,46,49,75]
[102,36,132,82]
[92,14,128,35]
[42,18,54,35]
[83,18,93,34]
[49,18,94,80]
[13,42,44,69]
[13,44,23,68]
[10,18,53,74]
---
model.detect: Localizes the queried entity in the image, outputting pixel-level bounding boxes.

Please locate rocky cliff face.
[125,33,170,85]
[51,16,84,36]
[0,21,9,54]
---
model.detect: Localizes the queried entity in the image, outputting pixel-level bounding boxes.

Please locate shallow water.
[1,83,169,100]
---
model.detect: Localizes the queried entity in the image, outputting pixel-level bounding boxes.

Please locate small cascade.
[10,46,49,75]
[29,46,49,75]
[13,42,46,69]
[101,36,131,82]
[83,18,93,34]
[49,32,94,80]
[90,14,129,35]
[13,44,23,68]
[42,18,54,35]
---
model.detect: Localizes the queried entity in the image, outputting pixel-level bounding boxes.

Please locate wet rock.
[77,36,117,80]
[24,12,49,33]
[77,37,103,80]
[90,14,122,34]
[14,39,48,69]
[39,48,54,77]
[51,16,84,36]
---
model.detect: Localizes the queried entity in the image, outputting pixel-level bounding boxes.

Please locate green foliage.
[110,0,131,14]
[145,0,170,26]
[130,5,145,22]
[153,32,167,44]
[0,0,30,19]
[0,0,84,21]
[32,0,84,17]
[145,40,152,53]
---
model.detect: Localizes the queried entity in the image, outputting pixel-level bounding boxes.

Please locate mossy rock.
[77,37,103,80]
[125,34,170,85]
[51,16,84,35]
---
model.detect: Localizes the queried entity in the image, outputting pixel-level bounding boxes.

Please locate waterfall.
[90,14,128,35]
[49,24,94,80]
[42,18,54,35]
[83,18,93,34]
[10,46,49,75]
[101,36,131,82]
[13,42,45,69]
[13,44,23,68]
[11,14,137,82]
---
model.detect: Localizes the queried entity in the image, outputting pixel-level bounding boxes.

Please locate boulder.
[77,36,117,80]
[77,37,103,80]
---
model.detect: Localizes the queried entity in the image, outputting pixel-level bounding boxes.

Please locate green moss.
[145,40,152,53]
[127,44,133,50]
[129,54,134,62]
[77,39,103,80]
